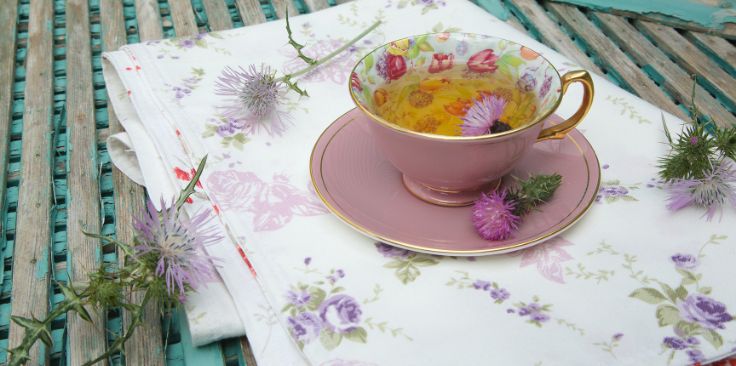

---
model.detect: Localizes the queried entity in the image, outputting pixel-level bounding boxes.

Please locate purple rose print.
[286,290,311,307]
[663,336,688,350]
[515,302,550,324]
[172,86,192,99]
[318,294,363,333]
[671,253,699,269]
[169,68,204,101]
[596,186,629,202]
[473,280,491,290]
[531,312,550,322]
[214,117,246,137]
[490,288,510,302]
[288,312,323,343]
[677,294,732,330]
[687,349,705,363]
[179,39,195,48]
[517,73,537,92]
[281,38,361,84]
[328,269,346,284]
[375,242,410,259]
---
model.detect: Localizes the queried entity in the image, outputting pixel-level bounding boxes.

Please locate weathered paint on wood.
[550,0,736,39]
[271,0,297,19]
[506,0,603,74]
[637,20,736,110]
[136,0,164,40]
[176,309,226,365]
[594,12,736,127]
[235,0,267,25]
[304,0,329,12]
[169,0,199,36]
[8,0,54,364]
[0,0,18,249]
[546,3,687,120]
[202,0,234,31]
[99,0,166,364]
[240,336,258,366]
[504,13,528,33]
[686,31,736,76]
[66,0,108,363]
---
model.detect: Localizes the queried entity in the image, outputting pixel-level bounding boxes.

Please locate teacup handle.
[537,70,594,141]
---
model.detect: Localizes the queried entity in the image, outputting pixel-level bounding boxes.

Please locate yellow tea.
[373,68,539,137]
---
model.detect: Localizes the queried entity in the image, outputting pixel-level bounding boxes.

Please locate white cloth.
[103,1,736,365]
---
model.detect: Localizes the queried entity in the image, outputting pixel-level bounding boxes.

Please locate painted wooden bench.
[0,0,734,365]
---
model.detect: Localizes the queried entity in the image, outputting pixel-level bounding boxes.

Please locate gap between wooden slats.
[235,0,267,25]
[505,0,602,74]
[101,1,167,365]
[593,12,736,127]
[0,0,18,251]
[685,31,736,78]
[636,20,736,111]
[271,0,297,19]
[65,0,108,363]
[202,0,234,31]
[8,0,54,364]
[545,3,687,120]
[168,0,199,36]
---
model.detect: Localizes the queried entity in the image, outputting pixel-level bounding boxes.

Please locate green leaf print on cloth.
[626,235,733,364]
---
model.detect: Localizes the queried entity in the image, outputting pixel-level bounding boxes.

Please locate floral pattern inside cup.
[350,33,562,137]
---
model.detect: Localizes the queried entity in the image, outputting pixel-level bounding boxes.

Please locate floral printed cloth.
[102,0,736,365]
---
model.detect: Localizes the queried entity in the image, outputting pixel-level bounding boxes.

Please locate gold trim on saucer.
[309,111,601,256]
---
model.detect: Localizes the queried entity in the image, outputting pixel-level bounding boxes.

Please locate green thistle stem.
[507,174,563,216]
[276,20,381,83]
[8,301,77,366]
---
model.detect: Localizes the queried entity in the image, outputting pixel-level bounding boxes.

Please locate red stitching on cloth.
[237,247,257,278]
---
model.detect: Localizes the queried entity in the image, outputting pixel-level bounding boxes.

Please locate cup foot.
[401,175,502,207]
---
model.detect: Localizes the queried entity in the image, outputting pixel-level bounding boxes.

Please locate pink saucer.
[310,108,601,256]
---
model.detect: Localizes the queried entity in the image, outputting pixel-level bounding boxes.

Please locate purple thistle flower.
[460,95,508,136]
[214,64,289,137]
[665,160,736,220]
[133,199,221,299]
[472,190,520,241]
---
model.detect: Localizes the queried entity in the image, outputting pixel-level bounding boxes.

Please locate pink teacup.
[348,33,593,206]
